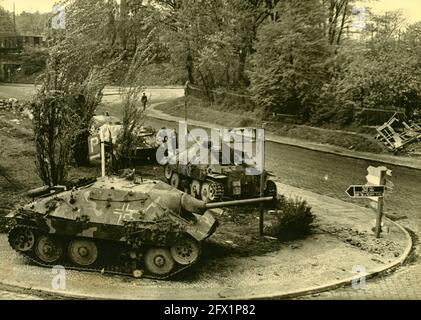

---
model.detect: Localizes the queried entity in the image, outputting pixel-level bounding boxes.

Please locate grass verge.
[156,97,387,154]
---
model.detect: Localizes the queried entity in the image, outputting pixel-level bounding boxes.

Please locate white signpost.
[346,166,393,239]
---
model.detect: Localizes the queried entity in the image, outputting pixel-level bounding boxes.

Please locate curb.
[147,104,421,171]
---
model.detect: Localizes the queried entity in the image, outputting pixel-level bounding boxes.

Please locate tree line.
[3,0,421,186]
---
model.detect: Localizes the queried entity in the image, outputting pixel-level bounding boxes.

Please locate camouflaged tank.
[6,177,274,279]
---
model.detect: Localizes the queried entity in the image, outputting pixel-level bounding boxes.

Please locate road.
[0,83,420,300]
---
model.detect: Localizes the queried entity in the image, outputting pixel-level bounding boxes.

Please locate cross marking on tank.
[113,204,139,224]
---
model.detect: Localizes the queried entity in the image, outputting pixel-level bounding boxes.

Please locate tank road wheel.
[35,235,64,264]
[8,227,36,252]
[201,182,223,203]
[164,165,173,181]
[170,172,181,189]
[190,180,201,199]
[264,180,278,198]
[68,239,98,266]
[170,237,201,265]
[144,248,175,276]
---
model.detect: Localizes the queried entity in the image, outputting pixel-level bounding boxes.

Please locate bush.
[270,196,315,241]
[21,51,48,75]
[239,118,256,127]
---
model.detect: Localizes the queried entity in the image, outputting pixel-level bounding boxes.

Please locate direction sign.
[346,185,385,198]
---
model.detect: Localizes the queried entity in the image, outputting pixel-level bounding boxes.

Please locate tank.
[90,113,161,163]
[164,140,277,203]
[6,176,274,279]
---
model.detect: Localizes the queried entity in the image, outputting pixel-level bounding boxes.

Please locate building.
[0,32,45,82]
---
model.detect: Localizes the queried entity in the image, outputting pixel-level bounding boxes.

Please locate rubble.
[375,113,421,153]
[0,98,33,120]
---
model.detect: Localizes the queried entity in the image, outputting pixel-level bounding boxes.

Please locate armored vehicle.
[90,113,161,163]
[7,177,274,279]
[164,141,277,203]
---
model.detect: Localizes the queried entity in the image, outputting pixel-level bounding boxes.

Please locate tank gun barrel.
[205,196,275,209]
[179,189,276,215]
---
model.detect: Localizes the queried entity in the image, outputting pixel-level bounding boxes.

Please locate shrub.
[21,51,48,75]
[239,118,256,127]
[270,196,315,241]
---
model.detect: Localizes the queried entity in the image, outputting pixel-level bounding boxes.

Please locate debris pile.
[0,98,33,120]
[375,113,421,153]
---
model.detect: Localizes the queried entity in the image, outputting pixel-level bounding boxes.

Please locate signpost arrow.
[346,185,385,198]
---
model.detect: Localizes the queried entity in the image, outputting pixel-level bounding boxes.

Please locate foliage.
[0,6,14,32]
[20,50,48,75]
[249,0,333,120]
[32,91,80,186]
[270,196,315,241]
[116,25,157,168]
[40,0,123,166]
[329,13,421,122]
[15,11,52,35]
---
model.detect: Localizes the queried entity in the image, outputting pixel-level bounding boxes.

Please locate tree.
[249,0,333,119]
[32,90,80,186]
[330,12,421,121]
[117,26,158,168]
[0,6,14,32]
[15,11,51,35]
[41,0,123,166]
[155,0,280,90]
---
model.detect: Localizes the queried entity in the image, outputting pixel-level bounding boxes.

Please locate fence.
[185,83,407,126]
[186,83,256,112]
[354,107,406,126]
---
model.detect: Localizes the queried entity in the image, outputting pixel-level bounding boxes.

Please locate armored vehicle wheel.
[201,182,223,203]
[68,239,98,266]
[170,172,181,189]
[190,180,201,199]
[8,227,35,252]
[170,237,201,265]
[164,165,173,180]
[265,180,278,198]
[35,235,64,264]
[144,247,175,276]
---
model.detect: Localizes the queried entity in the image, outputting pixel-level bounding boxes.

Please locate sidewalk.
[147,103,421,171]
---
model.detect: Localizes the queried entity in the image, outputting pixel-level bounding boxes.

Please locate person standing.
[141,92,148,111]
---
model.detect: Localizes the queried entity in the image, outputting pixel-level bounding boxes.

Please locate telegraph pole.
[13,2,16,33]
[184,80,189,123]
[259,123,267,237]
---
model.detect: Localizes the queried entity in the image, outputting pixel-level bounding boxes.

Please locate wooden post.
[101,140,106,178]
[375,170,387,238]
[184,99,187,123]
[184,81,189,123]
[259,124,266,237]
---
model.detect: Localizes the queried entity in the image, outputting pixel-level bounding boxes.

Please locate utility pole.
[259,123,267,237]
[184,80,189,123]
[13,2,16,33]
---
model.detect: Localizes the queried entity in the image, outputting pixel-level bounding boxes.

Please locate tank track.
[264,180,278,198]
[8,225,192,281]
